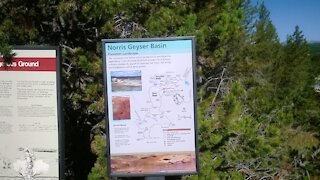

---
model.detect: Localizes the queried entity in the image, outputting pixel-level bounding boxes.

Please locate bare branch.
[211,68,226,105]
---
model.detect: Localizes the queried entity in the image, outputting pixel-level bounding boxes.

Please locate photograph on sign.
[103,37,198,176]
[111,70,142,92]
[0,47,62,179]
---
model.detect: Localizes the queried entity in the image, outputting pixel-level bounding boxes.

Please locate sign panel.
[0,47,62,179]
[103,37,198,176]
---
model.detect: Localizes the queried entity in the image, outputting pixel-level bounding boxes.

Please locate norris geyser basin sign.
[103,37,199,177]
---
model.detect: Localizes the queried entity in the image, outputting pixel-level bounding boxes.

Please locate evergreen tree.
[1,0,320,179]
[275,26,310,100]
[238,3,282,120]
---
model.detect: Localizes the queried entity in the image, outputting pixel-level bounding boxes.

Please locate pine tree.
[234,2,282,122]
[275,26,310,100]
[1,0,320,179]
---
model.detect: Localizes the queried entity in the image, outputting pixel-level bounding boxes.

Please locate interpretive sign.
[103,37,198,177]
[0,47,63,179]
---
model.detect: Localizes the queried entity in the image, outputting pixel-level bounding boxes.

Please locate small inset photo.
[111,70,142,92]
[112,96,131,120]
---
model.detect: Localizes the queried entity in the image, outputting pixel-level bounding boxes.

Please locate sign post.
[103,37,198,178]
[0,46,63,179]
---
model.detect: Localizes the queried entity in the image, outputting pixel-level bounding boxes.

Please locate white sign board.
[103,37,198,176]
[0,47,62,179]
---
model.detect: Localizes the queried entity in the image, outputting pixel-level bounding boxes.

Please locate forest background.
[0,0,320,179]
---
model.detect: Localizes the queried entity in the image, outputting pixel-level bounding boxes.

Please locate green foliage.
[1,0,320,179]
[275,26,310,99]
[0,31,15,64]
[286,130,319,151]
[146,7,183,36]
[176,14,197,36]
[309,42,320,56]
[88,133,108,180]
[194,82,258,178]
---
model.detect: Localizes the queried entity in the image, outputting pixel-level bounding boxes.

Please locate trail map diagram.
[135,68,193,140]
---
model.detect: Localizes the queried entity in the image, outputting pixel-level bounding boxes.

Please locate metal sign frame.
[102,37,199,177]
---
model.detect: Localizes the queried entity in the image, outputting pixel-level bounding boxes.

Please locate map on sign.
[104,38,198,176]
[135,68,193,140]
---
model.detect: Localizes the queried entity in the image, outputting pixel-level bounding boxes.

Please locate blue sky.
[252,0,320,42]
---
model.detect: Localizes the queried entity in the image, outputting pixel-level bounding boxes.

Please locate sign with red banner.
[0,58,56,71]
[0,47,63,179]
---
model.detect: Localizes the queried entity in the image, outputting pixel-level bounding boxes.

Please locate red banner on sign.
[0,58,56,71]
